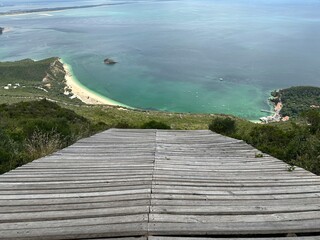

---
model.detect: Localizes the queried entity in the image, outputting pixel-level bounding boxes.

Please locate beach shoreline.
[59,58,130,108]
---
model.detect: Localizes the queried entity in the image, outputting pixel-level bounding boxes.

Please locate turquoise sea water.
[1,0,320,119]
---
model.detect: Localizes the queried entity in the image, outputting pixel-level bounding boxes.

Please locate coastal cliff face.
[42,58,66,89]
[41,58,83,104]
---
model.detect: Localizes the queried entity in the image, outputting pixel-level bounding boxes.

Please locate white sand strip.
[60,58,131,108]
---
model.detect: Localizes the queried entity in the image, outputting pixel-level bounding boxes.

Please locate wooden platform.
[0,129,320,240]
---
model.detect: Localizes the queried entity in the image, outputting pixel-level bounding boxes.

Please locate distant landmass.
[271,86,320,117]
[0,2,131,16]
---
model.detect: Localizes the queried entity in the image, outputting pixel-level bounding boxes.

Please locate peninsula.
[271,86,320,117]
[0,2,129,16]
[0,57,129,107]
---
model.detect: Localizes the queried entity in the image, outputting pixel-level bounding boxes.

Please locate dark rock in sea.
[104,58,117,65]
[0,27,4,35]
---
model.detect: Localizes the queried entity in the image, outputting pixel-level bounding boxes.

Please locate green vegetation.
[0,58,82,105]
[71,105,213,130]
[209,117,235,134]
[271,86,320,117]
[141,120,171,129]
[209,112,320,175]
[0,100,106,174]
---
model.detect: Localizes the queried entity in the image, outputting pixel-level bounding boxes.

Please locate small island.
[104,58,117,65]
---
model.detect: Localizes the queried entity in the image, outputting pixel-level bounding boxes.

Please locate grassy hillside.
[0,100,106,174]
[72,105,213,130]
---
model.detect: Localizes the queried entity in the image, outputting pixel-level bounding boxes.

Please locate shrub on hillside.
[208,116,320,175]
[301,110,320,134]
[248,124,292,160]
[141,120,171,129]
[114,121,132,129]
[209,117,235,135]
[25,129,62,159]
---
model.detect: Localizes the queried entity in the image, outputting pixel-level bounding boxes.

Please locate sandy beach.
[60,59,130,107]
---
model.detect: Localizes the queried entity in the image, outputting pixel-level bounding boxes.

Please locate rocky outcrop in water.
[104,58,117,65]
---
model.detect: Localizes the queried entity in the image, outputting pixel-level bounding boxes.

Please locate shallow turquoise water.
[1,0,320,119]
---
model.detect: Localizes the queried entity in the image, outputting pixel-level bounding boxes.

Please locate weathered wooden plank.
[0,185,151,195]
[0,175,153,182]
[0,178,152,186]
[149,237,320,240]
[151,188,320,196]
[154,160,286,165]
[89,238,147,240]
[0,180,152,191]
[149,211,320,223]
[152,185,320,192]
[150,205,320,215]
[0,199,150,213]
[0,206,150,223]
[0,188,151,200]
[151,193,320,200]
[153,167,298,172]
[21,160,154,165]
[148,220,320,235]
[0,214,148,230]
[0,193,151,206]
[0,222,148,240]
[1,172,153,178]
[153,175,319,182]
[151,198,320,206]
[152,180,320,187]
[153,173,315,180]
[1,172,154,178]
[154,161,283,165]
